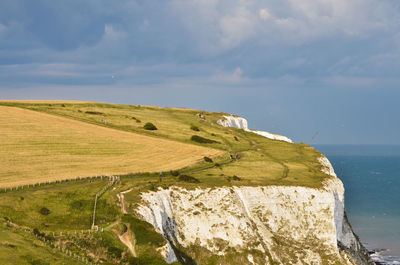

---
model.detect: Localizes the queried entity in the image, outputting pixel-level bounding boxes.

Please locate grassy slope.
[0,179,118,231]
[0,101,329,189]
[0,105,222,187]
[0,222,80,265]
[0,101,332,264]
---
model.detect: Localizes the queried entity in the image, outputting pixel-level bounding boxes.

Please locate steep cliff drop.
[216,115,293,143]
[135,115,374,265]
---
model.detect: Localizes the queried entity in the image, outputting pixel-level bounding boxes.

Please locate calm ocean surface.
[315,145,400,263]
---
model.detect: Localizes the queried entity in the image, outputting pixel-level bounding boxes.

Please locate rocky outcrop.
[136,149,373,265]
[217,115,293,143]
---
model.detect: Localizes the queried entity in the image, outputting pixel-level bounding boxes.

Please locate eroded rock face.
[217,115,293,143]
[136,156,373,265]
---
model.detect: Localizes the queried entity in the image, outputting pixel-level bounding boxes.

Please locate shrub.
[190,124,200,131]
[85,111,104,115]
[143,122,157,130]
[120,223,128,234]
[170,170,179,176]
[70,200,88,211]
[33,228,45,237]
[39,207,51,215]
[128,116,141,123]
[108,246,123,258]
[122,215,166,247]
[190,135,220,144]
[231,175,242,181]
[178,175,200,183]
[203,156,213,163]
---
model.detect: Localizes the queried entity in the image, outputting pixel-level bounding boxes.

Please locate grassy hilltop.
[0,101,332,264]
[0,105,222,188]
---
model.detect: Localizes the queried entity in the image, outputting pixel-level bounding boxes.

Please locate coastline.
[369,249,400,265]
[314,144,400,265]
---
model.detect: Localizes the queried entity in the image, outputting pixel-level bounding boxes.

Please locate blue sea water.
[315,145,400,264]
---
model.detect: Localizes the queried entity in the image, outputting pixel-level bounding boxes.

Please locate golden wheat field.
[0,106,223,188]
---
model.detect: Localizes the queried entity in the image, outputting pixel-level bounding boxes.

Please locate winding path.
[117,189,137,257]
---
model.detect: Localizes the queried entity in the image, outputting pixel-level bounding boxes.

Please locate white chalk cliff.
[217,115,294,143]
[135,155,373,265]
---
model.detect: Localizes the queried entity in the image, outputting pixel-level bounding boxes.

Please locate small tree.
[143,122,157,130]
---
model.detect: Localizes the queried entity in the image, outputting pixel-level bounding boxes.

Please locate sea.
[315,145,400,265]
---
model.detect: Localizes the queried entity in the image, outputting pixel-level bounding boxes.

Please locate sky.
[1,0,400,144]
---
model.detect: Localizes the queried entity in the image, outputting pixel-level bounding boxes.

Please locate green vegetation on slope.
[0,179,119,231]
[0,222,80,265]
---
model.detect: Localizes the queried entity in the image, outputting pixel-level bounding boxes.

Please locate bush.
[190,135,220,144]
[108,246,123,258]
[170,170,180,176]
[190,124,200,131]
[228,175,242,182]
[203,156,213,163]
[127,116,141,123]
[122,215,166,247]
[85,111,104,115]
[33,228,45,237]
[39,207,51,215]
[178,175,200,183]
[143,122,157,130]
[70,199,89,211]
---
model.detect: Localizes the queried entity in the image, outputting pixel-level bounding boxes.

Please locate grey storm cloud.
[1,0,400,144]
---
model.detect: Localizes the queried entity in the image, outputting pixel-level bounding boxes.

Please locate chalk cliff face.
[135,155,373,265]
[217,115,293,143]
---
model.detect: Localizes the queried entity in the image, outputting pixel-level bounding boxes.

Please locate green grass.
[0,222,80,265]
[122,214,166,247]
[0,179,119,231]
[122,214,171,265]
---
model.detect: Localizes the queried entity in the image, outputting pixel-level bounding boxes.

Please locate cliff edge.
[135,115,374,265]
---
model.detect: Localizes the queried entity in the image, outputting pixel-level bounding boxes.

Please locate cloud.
[259,9,271,20]
[219,6,257,49]
[213,67,245,83]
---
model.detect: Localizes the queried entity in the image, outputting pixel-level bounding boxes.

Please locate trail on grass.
[117,189,137,257]
[118,189,133,214]
[118,226,137,257]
